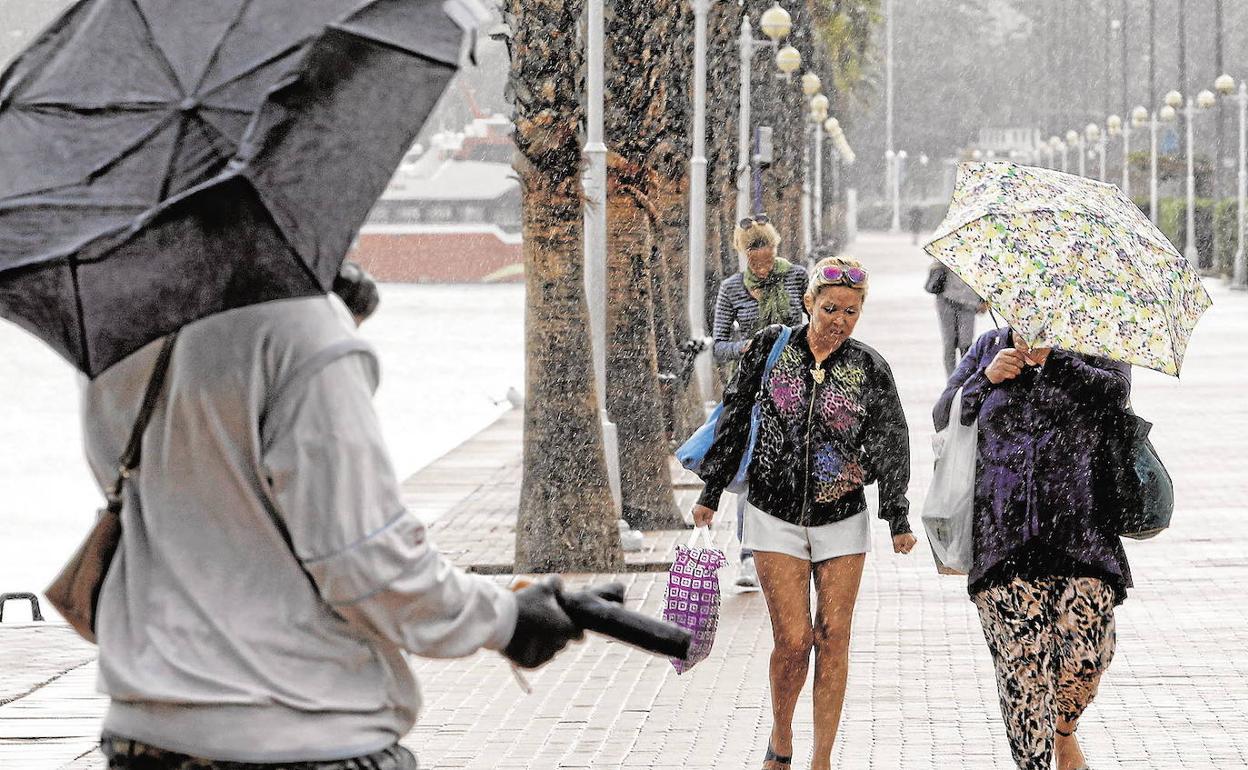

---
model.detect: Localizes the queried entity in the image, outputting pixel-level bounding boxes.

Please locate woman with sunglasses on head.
[710,214,810,589]
[934,326,1131,770]
[693,256,916,770]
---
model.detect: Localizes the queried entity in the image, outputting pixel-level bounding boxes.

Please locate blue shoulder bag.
[675,325,793,493]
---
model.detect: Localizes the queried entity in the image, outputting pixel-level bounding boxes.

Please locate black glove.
[503,577,583,669]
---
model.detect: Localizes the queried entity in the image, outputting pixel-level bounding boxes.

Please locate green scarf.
[743,257,794,330]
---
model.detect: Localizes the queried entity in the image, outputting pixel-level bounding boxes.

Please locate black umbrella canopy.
[0,0,483,375]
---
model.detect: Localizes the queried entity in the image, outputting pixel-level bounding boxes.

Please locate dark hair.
[332,260,380,321]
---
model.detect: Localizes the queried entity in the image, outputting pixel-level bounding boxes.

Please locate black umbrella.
[0,0,483,375]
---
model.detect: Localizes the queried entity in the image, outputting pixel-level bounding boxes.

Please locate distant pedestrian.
[926,260,986,375]
[711,214,808,588]
[332,259,381,326]
[908,204,924,244]
[934,327,1133,770]
[694,256,915,770]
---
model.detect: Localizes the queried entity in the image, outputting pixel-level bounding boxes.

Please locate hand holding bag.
[922,388,976,575]
[676,325,792,492]
[45,335,178,643]
[663,526,726,674]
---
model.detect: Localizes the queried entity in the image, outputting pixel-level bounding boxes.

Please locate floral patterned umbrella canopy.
[924,161,1212,376]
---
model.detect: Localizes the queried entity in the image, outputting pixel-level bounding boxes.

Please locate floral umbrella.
[924,161,1212,376]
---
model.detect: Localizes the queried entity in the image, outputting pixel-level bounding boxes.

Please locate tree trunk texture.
[505,0,622,572]
[646,0,704,443]
[605,0,685,530]
[650,174,704,441]
[606,156,684,530]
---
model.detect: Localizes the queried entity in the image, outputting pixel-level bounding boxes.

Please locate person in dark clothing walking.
[934,327,1132,770]
[693,256,915,770]
[710,214,809,588]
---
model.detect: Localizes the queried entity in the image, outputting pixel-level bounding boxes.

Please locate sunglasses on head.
[819,265,868,285]
[738,214,770,229]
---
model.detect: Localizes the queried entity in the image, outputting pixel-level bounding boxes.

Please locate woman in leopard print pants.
[935,326,1133,770]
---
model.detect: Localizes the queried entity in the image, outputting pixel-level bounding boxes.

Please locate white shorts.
[740,499,871,563]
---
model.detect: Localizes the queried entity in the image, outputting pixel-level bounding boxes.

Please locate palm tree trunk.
[606,156,684,530]
[650,172,704,440]
[505,0,622,572]
[605,0,685,531]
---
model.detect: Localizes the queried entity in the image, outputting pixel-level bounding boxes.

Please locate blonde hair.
[733,221,781,257]
[806,255,869,300]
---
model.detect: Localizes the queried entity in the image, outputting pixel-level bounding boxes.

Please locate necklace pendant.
[811,367,826,384]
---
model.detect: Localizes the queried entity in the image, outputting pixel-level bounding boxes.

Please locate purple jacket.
[933,328,1132,591]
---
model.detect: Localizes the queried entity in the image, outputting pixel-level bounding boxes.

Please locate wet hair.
[806,255,870,300]
[332,260,381,322]
[733,220,781,257]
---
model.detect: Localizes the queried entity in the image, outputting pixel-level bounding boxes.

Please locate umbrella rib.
[83,111,180,183]
[191,0,257,96]
[200,43,306,101]
[157,112,191,202]
[14,101,171,115]
[68,257,92,376]
[127,0,192,95]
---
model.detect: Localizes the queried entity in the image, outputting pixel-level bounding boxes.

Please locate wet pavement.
[2,232,1245,769]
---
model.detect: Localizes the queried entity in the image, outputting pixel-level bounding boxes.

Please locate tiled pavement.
[2,233,1246,769]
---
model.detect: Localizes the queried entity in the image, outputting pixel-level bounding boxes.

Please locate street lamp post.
[687,0,714,401]
[1235,81,1248,289]
[885,0,897,233]
[1108,114,1126,193]
[1174,89,1216,266]
[1067,129,1085,176]
[1051,136,1068,172]
[1184,98,1198,264]
[1217,76,1248,289]
[1133,106,1148,204]
[1086,123,1104,180]
[735,6,792,224]
[582,0,621,511]
[811,93,829,245]
[896,149,907,226]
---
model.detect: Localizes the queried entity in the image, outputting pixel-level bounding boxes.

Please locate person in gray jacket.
[84,294,579,769]
[931,262,987,375]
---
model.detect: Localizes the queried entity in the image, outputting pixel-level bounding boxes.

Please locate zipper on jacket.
[800,367,820,526]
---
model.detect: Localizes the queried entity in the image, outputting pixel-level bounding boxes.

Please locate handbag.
[1098,406,1173,540]
[664,526,727,674]
[924,261,947,295]
[675,325,792,493]
[45,334,178,643]
[922,388,976,575]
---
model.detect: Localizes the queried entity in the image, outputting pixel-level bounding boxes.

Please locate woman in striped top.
[712,215,809,364]
[711,214,808,588]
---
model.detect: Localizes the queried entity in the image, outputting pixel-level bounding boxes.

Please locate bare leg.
[754,551,814,767]
[809,554,866,770]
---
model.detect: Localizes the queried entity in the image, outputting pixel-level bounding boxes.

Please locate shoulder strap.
[105,334,179,513]
[760,325,792,387]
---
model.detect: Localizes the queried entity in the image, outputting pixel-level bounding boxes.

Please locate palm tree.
[503,0,623,572]
[605,0,685,530]
[648,0,705,442]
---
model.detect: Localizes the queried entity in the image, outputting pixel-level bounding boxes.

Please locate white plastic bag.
[923,388,976,575]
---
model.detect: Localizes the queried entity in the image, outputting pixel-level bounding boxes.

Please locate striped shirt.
[711,266,809,363]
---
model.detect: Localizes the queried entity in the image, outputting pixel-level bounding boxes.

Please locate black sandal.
[763,745,792,767]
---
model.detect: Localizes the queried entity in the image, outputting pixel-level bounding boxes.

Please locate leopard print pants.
[972,576,1117,770]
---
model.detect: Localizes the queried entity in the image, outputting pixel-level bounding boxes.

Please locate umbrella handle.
[988,306,1001,329]
[557,584,692,660]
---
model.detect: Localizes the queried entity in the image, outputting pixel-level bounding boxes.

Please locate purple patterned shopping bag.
[664,527,727,673]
